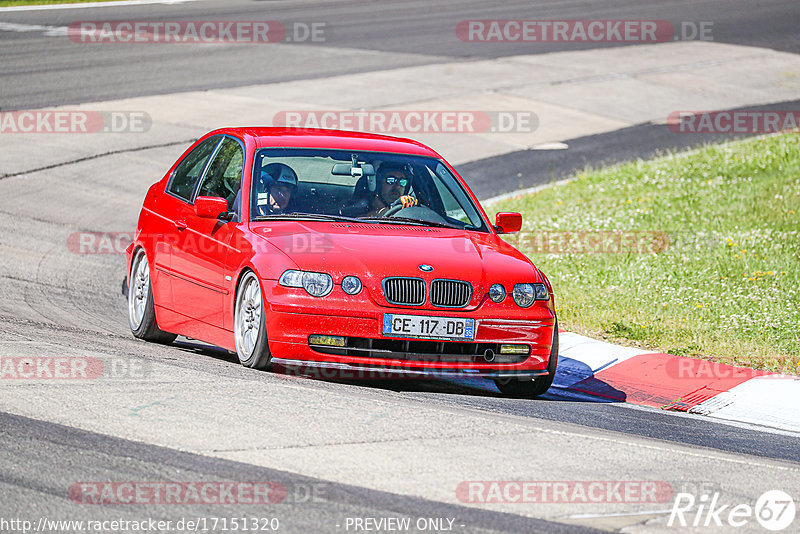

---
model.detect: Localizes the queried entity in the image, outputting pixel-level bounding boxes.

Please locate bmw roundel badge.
[418,264,434,272]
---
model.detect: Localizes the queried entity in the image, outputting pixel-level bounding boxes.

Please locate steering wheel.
[381,201,451,226]
[382,198,409,218]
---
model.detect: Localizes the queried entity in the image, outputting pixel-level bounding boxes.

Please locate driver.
[363,162,418,217]
[254,162,298,216]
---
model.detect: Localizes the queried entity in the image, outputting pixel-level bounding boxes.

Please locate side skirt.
[155,305,235,352]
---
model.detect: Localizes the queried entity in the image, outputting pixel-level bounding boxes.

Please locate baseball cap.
[263,163,298,188]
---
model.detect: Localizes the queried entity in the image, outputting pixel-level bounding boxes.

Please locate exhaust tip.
[483,348,495,362]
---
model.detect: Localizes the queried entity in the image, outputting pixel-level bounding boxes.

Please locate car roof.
[209,127,441,158]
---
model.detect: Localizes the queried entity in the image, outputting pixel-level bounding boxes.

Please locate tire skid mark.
[0,139,195,181]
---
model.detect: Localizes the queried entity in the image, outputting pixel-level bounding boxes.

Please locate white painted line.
[0,0,197,12]
[603,395,800,438]
[567,509,673,519]
[479,125,792,206]
[481,177,572,206]
[531,142,569,150]
[0,21,67,36]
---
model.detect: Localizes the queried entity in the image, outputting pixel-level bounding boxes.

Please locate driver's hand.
[398,195,418,208]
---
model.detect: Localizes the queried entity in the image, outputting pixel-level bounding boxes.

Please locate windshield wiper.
[252,212,376,224]
[358,216,462,230]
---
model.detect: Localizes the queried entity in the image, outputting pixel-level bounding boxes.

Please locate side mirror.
[195,196,231,220]
[494,212,522,234]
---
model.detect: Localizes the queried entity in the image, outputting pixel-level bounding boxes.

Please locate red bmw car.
[125,127,558,397]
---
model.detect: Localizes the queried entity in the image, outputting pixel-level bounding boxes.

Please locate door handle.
[174,219,187,231]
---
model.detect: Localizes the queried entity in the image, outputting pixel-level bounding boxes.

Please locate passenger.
[253,163,298,216]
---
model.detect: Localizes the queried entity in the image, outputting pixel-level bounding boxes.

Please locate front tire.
[495,320,559,398]
[128,249,177,344]
[234,271,272,370]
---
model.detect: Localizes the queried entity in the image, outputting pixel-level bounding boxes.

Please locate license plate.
[382,314,475,340]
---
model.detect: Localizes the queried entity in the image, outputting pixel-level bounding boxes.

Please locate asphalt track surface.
[1,1,800,533]
[1,0,799,109]
[461,99,800,199]
[1,412,595,534]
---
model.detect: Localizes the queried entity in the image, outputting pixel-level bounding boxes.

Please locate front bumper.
[271,358,550,380]
[262,280,556,375]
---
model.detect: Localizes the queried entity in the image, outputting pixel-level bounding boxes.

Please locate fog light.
[309,335,346,347]
[499,344,529,355]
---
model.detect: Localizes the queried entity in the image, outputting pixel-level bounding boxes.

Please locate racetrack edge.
[554,331,800,433]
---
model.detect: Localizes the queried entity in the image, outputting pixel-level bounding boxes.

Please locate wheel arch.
[231,267,273,370]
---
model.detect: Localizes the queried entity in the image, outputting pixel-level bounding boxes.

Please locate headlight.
[302,272,333,297]
[512,283,549,307]
[279,270,304,287]
[279,270,333,297]
[341,275,362,295]
[512,283,535,308]
[488,283,506,303]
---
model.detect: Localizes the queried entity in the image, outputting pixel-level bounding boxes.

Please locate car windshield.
[250,148,488,231]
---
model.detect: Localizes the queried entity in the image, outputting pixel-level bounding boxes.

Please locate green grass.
[0,0,120,6]
[488,133,800,373]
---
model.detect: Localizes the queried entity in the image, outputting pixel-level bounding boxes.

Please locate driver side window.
[196,137,244,211]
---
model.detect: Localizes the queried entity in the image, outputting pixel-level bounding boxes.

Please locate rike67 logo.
[669,490,796,531]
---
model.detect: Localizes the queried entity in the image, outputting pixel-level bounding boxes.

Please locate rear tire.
[495,319,559,398]
[128,249,177,344]
[234,271,272,370]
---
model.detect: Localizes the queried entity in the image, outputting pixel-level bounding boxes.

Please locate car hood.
[250,221,540,289]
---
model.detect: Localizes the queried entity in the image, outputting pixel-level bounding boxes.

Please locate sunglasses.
[384,176,408,187]
[271,184,293,196]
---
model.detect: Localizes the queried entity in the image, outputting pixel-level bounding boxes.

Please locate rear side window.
[167,136,221,202]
